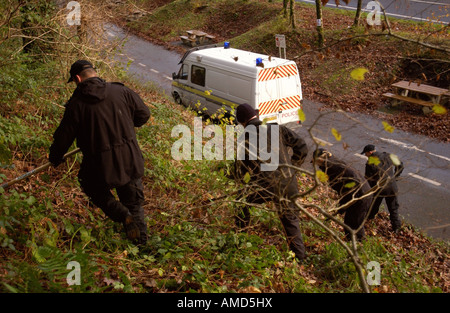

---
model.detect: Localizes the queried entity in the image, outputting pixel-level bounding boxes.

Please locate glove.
[49,154,64,167]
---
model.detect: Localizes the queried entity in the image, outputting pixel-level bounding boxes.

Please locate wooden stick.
[0,148,81,189]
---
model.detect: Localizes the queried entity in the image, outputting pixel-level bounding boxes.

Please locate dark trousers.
[79,177,147,241]
[343,202,369,241]
[236,189,306,261]
[278,202,306,261]
[369,195,401,230]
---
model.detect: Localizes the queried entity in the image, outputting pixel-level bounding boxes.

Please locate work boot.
[123,214,140,241]
[391,221,402,234]
[392,225,402,234]
[137,232,148,246]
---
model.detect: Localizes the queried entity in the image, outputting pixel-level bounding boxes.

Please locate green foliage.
[0,115,52,163]
[312,242,360,289]
[0,187,34,252]
[0,38,70,163]
[359,237,444,293]
[138,221,300,292]
[2,245,102,293]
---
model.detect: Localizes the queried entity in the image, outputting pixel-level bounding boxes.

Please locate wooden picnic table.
[180,30,215,47]
[383,80,449,114]
[186,30,207,44]
[391,80,448,105]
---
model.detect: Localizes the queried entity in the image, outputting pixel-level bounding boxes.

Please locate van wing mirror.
[172,72,178,80]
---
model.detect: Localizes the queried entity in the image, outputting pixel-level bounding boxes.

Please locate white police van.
[171,43,303,124]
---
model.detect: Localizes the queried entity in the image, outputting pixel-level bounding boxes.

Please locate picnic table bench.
[180,35,196,47]
[382,80,449,114]
[180,30,215,47]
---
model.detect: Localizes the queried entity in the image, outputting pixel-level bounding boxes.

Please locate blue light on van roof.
[256,58,263,66]
[224,41,230,49]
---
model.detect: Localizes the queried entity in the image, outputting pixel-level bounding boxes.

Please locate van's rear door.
[277,65,302,124]
[256,62,302,124]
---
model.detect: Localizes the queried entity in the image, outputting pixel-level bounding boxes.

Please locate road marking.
[138,63,146,67]
[410,0,449,6]
[408,173,442,186]
[313,136,333,146]
[380,137,450,163]
[354,153,367,159]
[428,152,450,163]
[374,10,448,24]
[106,31,116,37]
[380,137,425,152]
[164,75,172,80]
[297,0,447,24]
[150,68,159,73]
[425,223,450,230]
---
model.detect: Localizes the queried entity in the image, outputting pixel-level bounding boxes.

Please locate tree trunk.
[289,0,295,29]
[20,3,35,54]
[315,0,324,47]
[353,0,363,26]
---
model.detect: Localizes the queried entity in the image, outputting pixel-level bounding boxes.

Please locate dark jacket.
[318,155,372,240]
[49,77,150,188]
[319,155,372,211]
[235,119,308,202]
[365,151,403,197]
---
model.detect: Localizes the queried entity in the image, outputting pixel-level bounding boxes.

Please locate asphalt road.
[296,0,450,24]
[104,23,450,242]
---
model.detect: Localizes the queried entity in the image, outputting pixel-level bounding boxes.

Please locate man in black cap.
[361,144,404,232]
[66,60,95,83]
[234,103,308,261]
[312,149,372,241]
[49,60,151,244]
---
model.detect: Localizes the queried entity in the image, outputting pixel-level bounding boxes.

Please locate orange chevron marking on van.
[257,64,298,82]
[258,94,301,115]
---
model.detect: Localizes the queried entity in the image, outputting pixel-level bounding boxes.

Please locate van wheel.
[173,92,183,105]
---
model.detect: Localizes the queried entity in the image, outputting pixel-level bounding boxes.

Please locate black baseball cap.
[67,60,94,83]
[361,144,375,154]
[235,103,257,124]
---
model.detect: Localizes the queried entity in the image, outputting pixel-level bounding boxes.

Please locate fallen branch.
[0,148,81,190]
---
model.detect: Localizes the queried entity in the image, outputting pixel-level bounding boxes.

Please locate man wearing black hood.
[49,60,150,244]
[313,149,372,241]
[234,103,308,261]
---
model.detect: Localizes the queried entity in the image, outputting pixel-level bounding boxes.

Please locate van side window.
[178,64,188,80]
[191,65,205,87]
